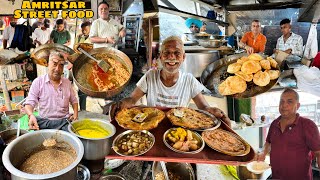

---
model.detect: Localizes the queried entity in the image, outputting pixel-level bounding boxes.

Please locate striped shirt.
[276,32,303,57]
[25,74,78,120]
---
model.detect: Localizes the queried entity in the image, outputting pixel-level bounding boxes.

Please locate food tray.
[107,107,255,165]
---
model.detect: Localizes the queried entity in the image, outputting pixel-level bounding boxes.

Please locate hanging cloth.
[303,23,318,59]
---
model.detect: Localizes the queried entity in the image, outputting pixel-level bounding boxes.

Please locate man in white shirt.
[275,18,303,57]
[32,19,51,47]
[2,17,17,49]
[89,1,125,48]
[120,36,231,126]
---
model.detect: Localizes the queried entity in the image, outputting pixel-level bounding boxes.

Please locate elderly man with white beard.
[120,36,231,126]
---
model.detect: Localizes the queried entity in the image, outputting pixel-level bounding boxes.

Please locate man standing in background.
[2,17,17,49]
[275,18,303,57]
[50,19,71,46]
[90,1,126,48]
[239,20,267,54]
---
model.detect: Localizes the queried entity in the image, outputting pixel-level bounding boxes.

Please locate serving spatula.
[78,47,110,73]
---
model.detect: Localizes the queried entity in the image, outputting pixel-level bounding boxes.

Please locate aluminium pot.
[72,47,133,98]
[68,119,116,160]
[2,129,84,180]
[180,50,220,78]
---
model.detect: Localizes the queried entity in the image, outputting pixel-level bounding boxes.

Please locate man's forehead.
[281,92,296,100]
[50,57,66,64]
[164,41,183,50]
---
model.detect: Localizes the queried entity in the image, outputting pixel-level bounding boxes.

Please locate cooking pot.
[2,129,84,180]
[68,119,116,160]
[181,50,220,78]
[152,161,195,180]
[72,47,133,98]
[30,44,75,66]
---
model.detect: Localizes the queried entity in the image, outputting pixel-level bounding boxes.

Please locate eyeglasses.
[190,25,198,28]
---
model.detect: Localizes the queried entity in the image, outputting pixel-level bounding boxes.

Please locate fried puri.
[267,57,278,68]
[253,71,270,86]
[227,63,242,73]
[260,60,271,70]
[218,76,247,95]
[241,60,262,74]
[237,56,249,65]
[235,71,253,82]
[266,70,280,80]
[248,53,263,61]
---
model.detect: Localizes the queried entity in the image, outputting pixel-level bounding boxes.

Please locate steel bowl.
[194,33,211,40]
[2,129,84,180]
[112,130,155,157]
[152,162,195,180]
[163,128,205,154]
[68,119,116,160]
[77,164,90,180]
[99,173,126,180]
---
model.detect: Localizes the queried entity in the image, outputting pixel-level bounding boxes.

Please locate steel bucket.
[68,119,116,160]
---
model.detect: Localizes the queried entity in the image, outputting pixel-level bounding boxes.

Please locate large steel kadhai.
[30,44,75,66]
[72,47,133,98]
[200,53,280,99]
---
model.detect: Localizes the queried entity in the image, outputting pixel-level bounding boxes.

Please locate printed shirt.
[32,28,51,47]
[266,114,320,180]
[241,32,267,53]
[50,29,71,45]
[2,25,15,47]
[24,74,78,120]
[89,18,123,48]
[276,32,303,56]
[136,69,205,107]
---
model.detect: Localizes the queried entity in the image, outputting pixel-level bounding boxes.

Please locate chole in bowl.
[112,130,155,156]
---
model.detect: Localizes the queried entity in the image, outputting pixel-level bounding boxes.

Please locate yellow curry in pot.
[74,119,110,138]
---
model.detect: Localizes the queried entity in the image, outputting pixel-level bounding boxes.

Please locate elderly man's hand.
[28,114,39,130]
[204,107,231,127]
[119,98,135,109]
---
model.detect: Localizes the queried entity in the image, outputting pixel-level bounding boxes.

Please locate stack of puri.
[218,54,280,96]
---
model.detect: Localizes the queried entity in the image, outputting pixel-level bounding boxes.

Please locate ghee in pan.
[74,119,110,138]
